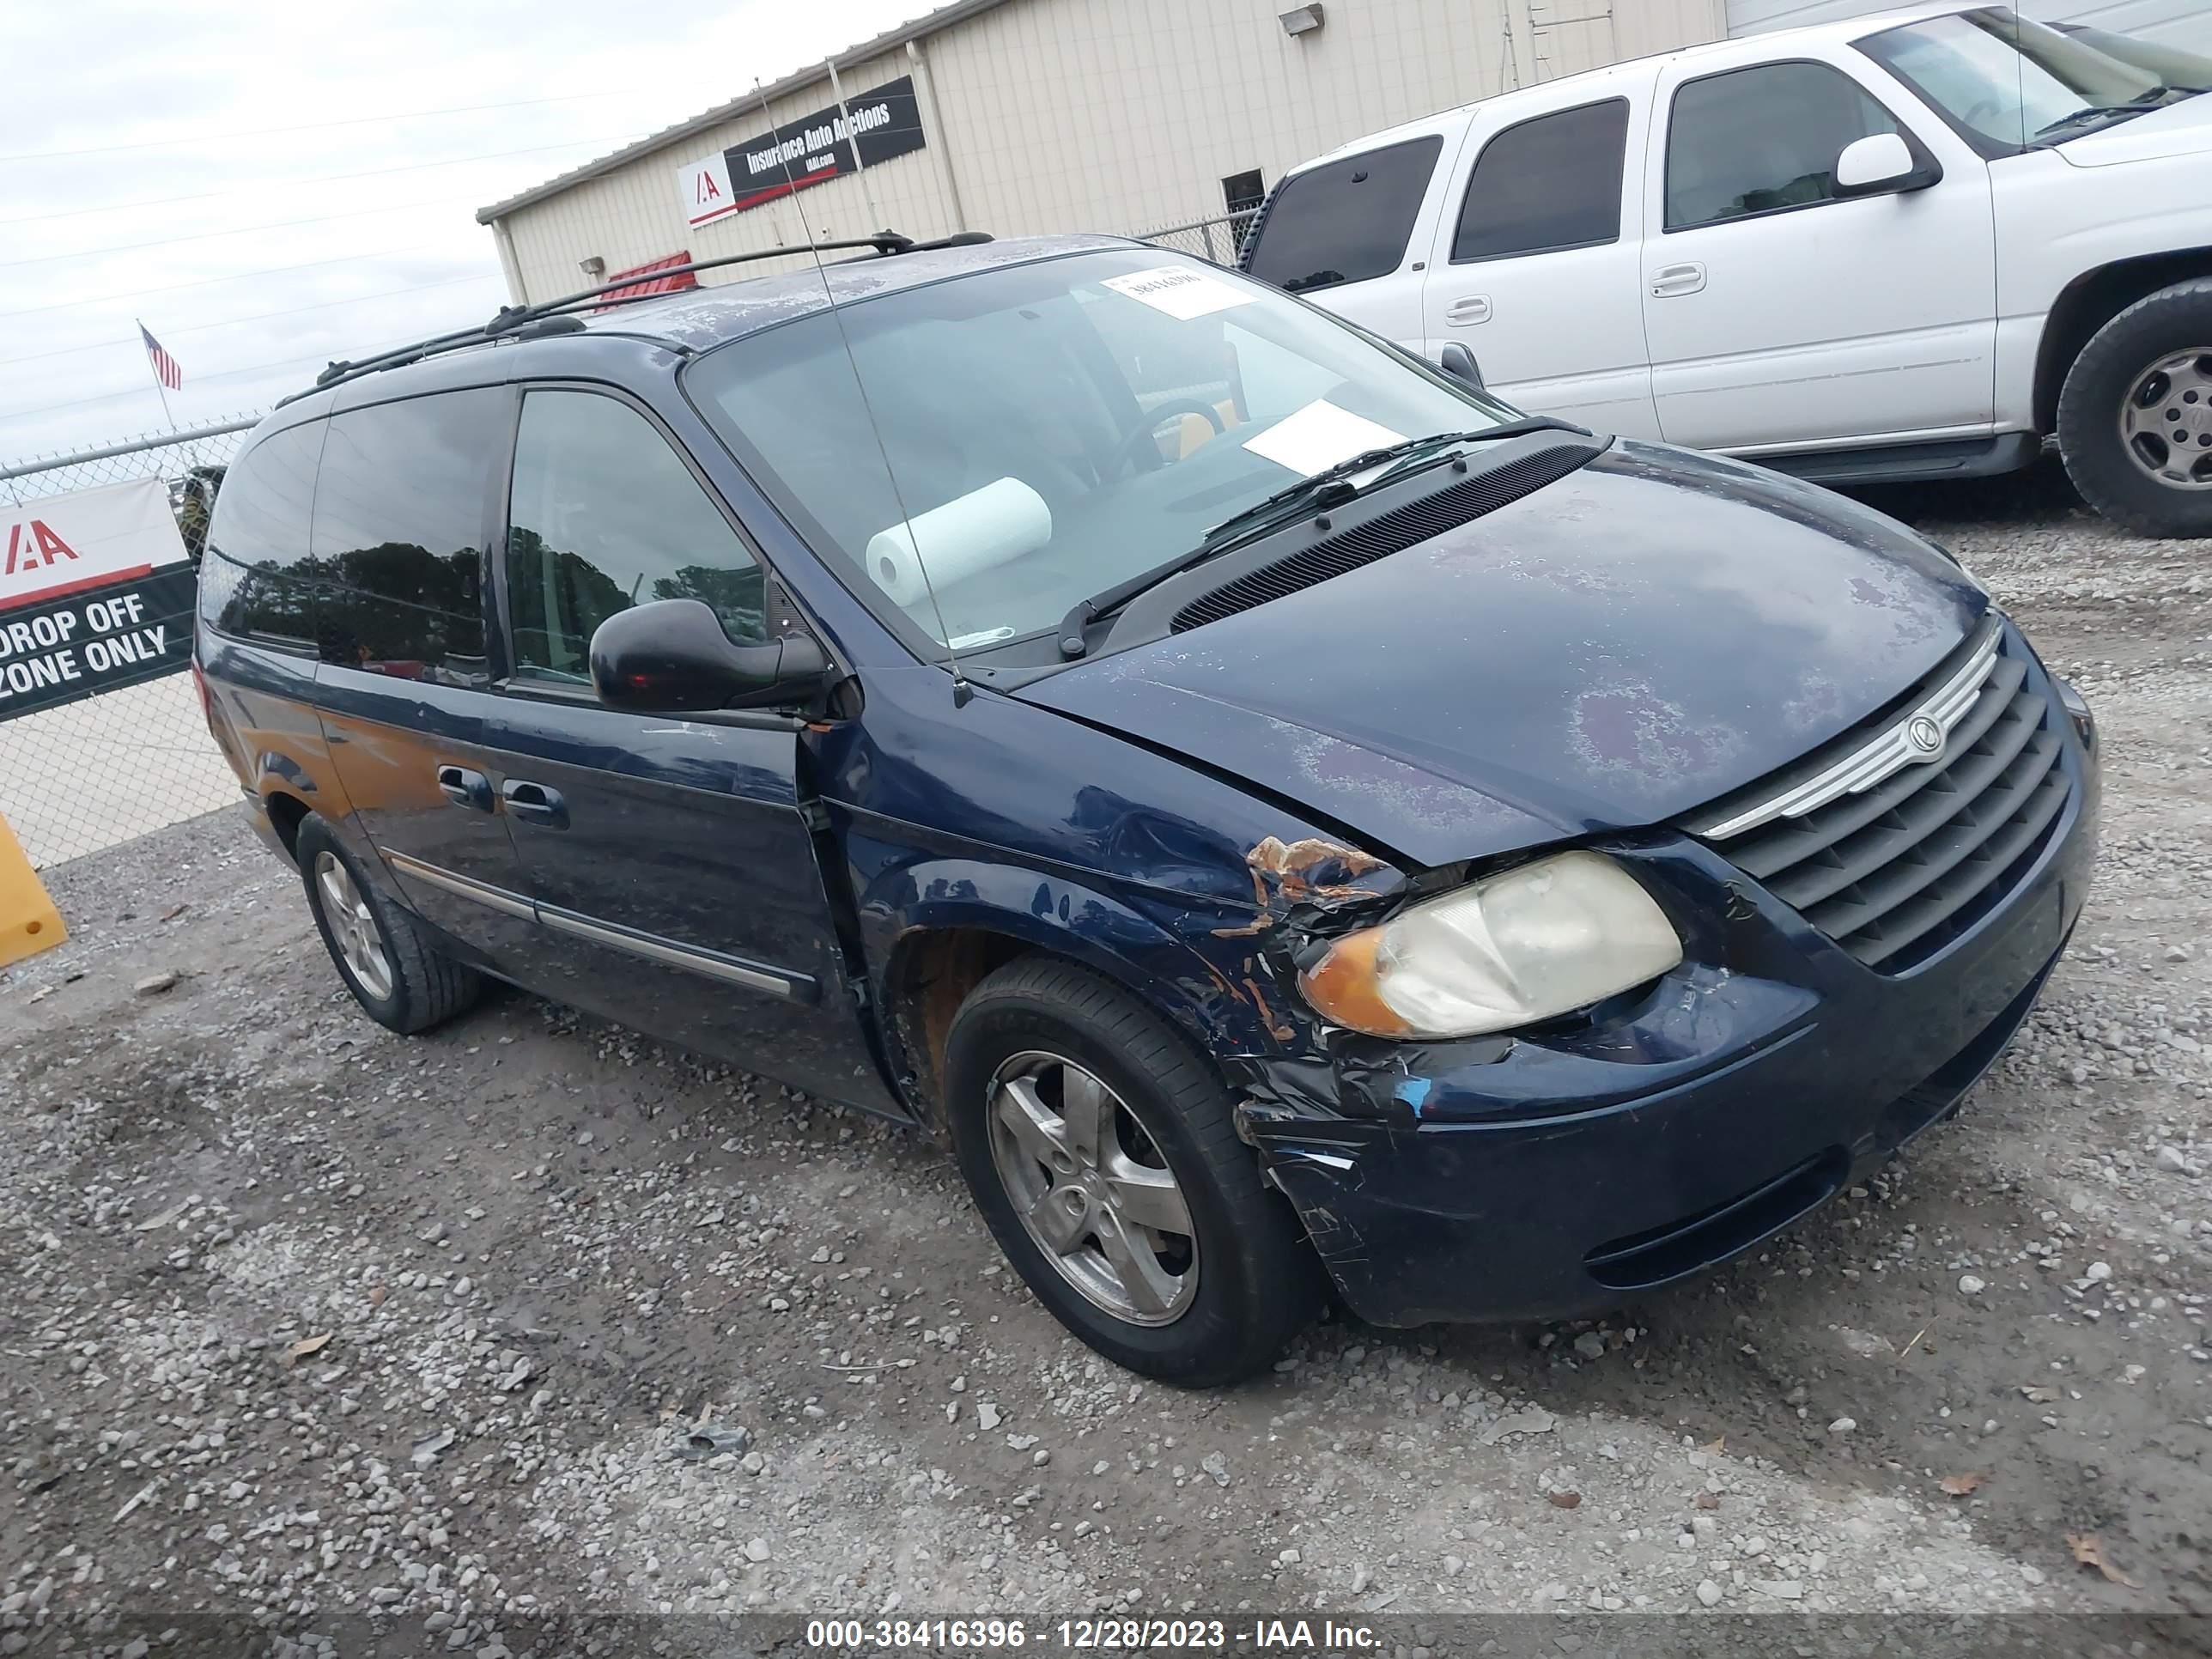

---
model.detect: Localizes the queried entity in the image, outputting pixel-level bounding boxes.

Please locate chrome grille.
[1686,618,2072,972]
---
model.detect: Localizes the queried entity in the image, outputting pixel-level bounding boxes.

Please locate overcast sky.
[0,0,929,464]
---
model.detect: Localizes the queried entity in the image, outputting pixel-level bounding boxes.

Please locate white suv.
[1242,3,2212,537]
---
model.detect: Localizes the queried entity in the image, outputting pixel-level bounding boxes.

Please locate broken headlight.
[1297,850,1682,1040]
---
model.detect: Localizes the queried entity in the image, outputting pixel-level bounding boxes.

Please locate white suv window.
[1452,98,1630,264]
[1244,136,1443,295]
[1857,10,2174,155]
[1665,61,1902,231]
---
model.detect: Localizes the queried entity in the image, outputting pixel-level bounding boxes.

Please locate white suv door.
[1419,75,1662,437]
[1243,133,1451,346]
[1639,52,1998,453]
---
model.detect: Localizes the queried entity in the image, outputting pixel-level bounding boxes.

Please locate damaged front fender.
[1221,839,1837,1324]
[1215,833,1401,938]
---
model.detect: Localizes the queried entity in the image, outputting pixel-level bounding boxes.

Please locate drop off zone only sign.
[1,477,195,721]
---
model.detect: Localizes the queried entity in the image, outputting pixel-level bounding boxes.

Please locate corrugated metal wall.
[918,0,1723,238]
[495,0,1728,302]
[1728,0,2211,49]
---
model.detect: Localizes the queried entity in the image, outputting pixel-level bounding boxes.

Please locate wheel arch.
[2036,247,2212,434]
[872,868,1266,1132]
[262,789,312,863]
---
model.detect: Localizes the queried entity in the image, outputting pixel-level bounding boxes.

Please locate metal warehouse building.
[477,0,2211,305]
[475,0,1729,302]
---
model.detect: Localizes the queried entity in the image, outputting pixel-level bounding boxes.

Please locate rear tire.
[2057,278,2212,538]
[944,957,1323,1386]
[296,816,482,1035]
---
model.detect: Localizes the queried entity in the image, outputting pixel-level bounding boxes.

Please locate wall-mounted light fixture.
[1279,3,1324,36]
[579,255,606,277]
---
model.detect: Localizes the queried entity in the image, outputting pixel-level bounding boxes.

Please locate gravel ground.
[2,461,2208,1651]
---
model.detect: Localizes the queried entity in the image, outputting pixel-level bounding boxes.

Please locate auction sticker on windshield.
[1242,399,1407,478]
[1099,264,1254,320]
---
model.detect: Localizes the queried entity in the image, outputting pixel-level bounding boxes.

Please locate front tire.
[944,958,1323,1385]
[2057,278,2212,538]
[296,816,482,1035]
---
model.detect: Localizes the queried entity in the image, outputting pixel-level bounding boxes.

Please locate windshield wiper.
[1054,416,1589,658]
[1201,416,1589,553]
[2033,104,2142,137]
[2033,84,2196,141]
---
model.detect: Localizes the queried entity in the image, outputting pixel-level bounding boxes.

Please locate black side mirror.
[1439,343,1486,394]
[589,599,830,714]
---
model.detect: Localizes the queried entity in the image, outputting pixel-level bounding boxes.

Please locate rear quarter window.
[200,421,325,649]
[307,389,501,684]
[1244,135,1443,295]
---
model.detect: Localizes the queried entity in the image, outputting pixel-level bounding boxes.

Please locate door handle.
[500,779,569,830]
[1649,261,1707,297]
[1444,294,1492,327]
[435,764,494,812]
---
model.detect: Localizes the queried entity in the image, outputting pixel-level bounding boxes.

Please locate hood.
[2056,91,2212,167]
[1018,442,1985,869]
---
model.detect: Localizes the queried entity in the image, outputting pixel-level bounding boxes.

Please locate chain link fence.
[1134,210,1256,266]
[1,417,258,870]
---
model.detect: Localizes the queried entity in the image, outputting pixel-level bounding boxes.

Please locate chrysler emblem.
[1905,714,1945,757]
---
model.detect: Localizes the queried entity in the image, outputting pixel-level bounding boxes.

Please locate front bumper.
[1241,679,2100,1329]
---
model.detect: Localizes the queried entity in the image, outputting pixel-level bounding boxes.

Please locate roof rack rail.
[280,228,993,407]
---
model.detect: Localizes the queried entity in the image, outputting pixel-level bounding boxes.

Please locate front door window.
[503,390,766,686]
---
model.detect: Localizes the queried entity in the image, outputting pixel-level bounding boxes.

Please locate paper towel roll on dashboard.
[866,477,1052,609]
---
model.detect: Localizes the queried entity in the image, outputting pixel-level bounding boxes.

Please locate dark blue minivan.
[197,234,2099,1383]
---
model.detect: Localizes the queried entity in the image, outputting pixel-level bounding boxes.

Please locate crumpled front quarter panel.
[820,667,1408,1091]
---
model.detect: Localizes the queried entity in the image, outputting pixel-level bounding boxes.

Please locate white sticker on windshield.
[1099,264,1255,320]
[1241,400,1407,477]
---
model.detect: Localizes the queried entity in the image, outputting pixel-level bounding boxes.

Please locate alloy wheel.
[985,1050,1199,1326]
[2119,348,2212,491]
[314,851,394,1002]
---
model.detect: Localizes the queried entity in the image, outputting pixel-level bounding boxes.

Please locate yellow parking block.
[0,811,65,967]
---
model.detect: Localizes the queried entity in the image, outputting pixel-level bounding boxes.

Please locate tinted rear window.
[199,421,324,647]
[308,390,500,682]
[1453,99,1629,262]
[1245,136,1442,295]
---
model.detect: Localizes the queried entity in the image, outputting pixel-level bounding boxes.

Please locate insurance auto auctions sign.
[676,76,926,228]
[0,477,195,722]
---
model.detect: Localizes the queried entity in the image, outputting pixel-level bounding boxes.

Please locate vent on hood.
[1169,438,1601,635]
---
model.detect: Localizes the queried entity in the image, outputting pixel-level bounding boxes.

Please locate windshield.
[1857,8,2179,153]
[685,248,1513,660]
[2059,23,2212,89]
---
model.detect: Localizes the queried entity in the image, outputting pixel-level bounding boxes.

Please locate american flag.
[139,323,181,391]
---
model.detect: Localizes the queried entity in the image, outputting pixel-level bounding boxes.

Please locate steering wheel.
[1959,97,2008,135]
[1114,398,1227,474]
